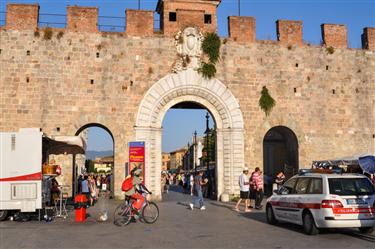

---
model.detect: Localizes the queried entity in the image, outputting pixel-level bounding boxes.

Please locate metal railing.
[38,13,66,28]
[0,11,161,33]
[0,11,6,26]
[98,15,125,32]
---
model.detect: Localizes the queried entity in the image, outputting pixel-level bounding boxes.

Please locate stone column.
[135,126,162,201]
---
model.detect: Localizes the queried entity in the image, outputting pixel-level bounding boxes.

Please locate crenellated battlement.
[1,3,374,51]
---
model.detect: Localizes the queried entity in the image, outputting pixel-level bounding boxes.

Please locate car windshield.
[328,178,375,196]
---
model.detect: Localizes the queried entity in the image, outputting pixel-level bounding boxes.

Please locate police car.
[266,169,375,235]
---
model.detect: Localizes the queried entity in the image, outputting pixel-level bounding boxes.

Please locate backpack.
[121,177,133,192]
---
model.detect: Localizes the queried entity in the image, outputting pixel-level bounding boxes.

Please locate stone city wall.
[0,3,374,198]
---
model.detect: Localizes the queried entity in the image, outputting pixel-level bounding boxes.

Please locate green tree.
[202,129,216,163]
[85,159,96,173]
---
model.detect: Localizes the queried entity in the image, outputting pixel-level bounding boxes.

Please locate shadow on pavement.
[339,230,375,243]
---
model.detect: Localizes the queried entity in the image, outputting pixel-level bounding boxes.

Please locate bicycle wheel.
[141,202,159,224]
[113,203,132,226]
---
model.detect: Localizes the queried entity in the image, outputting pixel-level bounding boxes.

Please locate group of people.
[78,173,112,206]
[159,170,210,211]
[234,167,264,212]
[235,167,286,212]
[160,172,193,195]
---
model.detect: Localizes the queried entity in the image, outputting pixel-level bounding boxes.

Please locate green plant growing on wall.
[259,86,276,116]
[56,31,64,40]
[326,46,335,54]
[202,33,221,63]
[43,28,53,40]
[198,62,216,79]
[199,32,221,79]
[34,29,40,37]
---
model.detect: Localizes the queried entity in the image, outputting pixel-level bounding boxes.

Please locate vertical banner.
[128,141,145,181]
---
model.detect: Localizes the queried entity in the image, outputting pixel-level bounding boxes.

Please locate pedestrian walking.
[189,173,194,196]
[165,173,170,193]
[161,173,167,193]
[189,170,208,210]
[251,167,264,209]
[234,167,251,212]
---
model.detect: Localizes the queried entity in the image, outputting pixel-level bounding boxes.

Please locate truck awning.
[312,154,375,174]
[43,135,86,155]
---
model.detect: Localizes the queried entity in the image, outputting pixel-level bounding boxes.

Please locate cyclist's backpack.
[121,177,133,192]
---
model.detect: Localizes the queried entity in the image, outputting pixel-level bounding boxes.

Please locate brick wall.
[5,4,39,30]
[228,16,256,44]
[321,24,347,48]
[362,27,375,51]
[1,29,374,197]
[161,0,219,36]
[126,9,154,36]
[67,6,98,33]
[276,20,303,46]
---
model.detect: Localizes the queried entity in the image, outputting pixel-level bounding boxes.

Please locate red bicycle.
[113,192,159,226]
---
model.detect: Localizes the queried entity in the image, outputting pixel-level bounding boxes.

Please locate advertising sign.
[128,141,145,181]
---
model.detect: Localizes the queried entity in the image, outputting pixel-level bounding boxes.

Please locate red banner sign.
[128,142,145,181]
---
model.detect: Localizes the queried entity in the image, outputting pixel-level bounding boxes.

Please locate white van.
[266,171,375,235]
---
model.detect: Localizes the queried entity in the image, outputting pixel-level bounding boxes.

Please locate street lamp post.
[193,130,197,170]
[204,112,210,198]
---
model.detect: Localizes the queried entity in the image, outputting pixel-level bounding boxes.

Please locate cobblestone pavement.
[1,187,374,249]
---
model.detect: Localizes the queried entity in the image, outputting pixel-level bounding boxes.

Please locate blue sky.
[1,0,374,152]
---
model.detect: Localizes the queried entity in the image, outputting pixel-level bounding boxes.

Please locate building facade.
[161,152,170,171]
[0,0,374,200]
[169,148,187,170]
[93,156,114,173]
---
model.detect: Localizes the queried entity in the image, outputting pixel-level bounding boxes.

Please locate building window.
[204,14,212,24]
[169,12,177,22]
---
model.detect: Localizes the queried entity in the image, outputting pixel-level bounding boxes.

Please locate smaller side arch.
[75,123,115,142]
[263,126,299,195]
[74,123,115,197]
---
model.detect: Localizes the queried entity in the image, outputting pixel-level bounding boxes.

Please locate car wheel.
[266,205,278,225]
[358,227,374,234]
[0,210,8,221]
[303,212,319,235]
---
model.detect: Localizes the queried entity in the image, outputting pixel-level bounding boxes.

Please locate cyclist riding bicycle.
[121,167,151,212]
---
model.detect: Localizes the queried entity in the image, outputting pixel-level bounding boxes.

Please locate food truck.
[0,128,86,221]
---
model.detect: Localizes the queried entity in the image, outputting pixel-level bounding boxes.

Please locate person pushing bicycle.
[121,167,151,212]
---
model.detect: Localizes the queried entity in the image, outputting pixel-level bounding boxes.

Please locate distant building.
[183,135,204,171]
[93,156,113,173]
[161,152,170,171]
[169,148,187,170]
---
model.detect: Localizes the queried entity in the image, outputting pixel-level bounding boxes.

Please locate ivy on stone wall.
[199,32,221,79]
[259,86,276,116]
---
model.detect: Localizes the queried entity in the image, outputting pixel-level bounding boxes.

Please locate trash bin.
[74,194,88,222]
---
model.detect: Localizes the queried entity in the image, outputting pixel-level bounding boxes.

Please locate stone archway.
[75,123,115,198]
[263,126,299,195]
[135,69,245,200]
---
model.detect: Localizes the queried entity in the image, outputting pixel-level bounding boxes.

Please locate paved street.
[1,187,374,249]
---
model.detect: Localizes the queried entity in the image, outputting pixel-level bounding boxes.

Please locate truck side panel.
[0,130,42,211]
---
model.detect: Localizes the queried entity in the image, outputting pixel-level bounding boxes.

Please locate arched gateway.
[135,69,245,200]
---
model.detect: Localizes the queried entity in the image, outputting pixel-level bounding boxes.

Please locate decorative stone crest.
[172,27,203,73]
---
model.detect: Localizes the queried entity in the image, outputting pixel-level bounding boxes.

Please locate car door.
[273,177,298,222]
[291,177,311,225]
